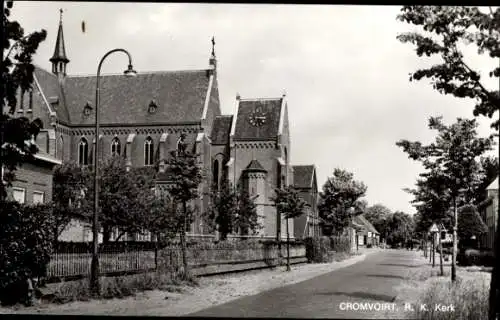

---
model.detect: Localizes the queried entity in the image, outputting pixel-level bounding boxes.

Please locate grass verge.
[392,264,490,320]
[38,271,199,304]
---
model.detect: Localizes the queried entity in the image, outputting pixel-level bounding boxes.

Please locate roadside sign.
[429,223,439,233]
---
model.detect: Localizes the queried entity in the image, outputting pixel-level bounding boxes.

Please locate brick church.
[16,13,320,240]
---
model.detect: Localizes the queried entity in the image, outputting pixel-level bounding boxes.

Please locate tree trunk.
[452,197,458,282]
[432,233,435,267]
[286,217,290,271]
[180,201,190,279]
[488,213,499,320]
[439,224,444,276]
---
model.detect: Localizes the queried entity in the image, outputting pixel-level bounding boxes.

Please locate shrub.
[305,237,330,263]
[329,236,351,253]
[0,201,56,306]
[457,249,494,267]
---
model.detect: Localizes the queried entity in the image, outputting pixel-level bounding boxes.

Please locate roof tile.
[211,115,233,145]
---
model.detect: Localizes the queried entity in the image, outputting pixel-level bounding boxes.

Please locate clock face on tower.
[248,107,267,127]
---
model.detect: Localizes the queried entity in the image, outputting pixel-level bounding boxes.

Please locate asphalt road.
[187,250,425,319]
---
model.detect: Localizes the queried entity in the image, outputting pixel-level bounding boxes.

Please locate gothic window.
[144,136,154,166]
[78,138,89,166]
[111,137,121,157]
[213,159,220,190]
[148,100,158,114]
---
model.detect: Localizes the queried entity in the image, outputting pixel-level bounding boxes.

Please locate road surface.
[188,249,424,319]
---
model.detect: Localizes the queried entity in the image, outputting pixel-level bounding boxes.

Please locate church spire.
[209,36,217,70]
[50,8,69,78]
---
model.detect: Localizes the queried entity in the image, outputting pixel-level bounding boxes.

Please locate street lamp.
[90,49,136,297]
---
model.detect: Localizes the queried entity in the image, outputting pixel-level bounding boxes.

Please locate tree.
[397,6,500,130]
[397,7,500,316]
[164,151,203,279]
[318,168,367,236]
[205,183,237,240]
[397,116,494,282]
[1,1,47,199]
[364,204,392,243]
[52,161,90,241]
[458,204,487,248]
[234,189,260,237]
[271,185,308,270]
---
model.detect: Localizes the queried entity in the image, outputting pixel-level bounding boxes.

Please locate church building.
[19,12,319,240]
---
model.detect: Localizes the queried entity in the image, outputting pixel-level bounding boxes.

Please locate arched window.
[78,138,88,166]
[213,159,220,190]
[144,136,154,166]
[111,137,121,157]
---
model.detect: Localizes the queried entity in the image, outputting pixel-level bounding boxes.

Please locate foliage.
[271,185,308,219]
[0,201,56,305]
[304,236,330,263]
[205,184,237,240]
[206,183,261,240]
[397,6,500,130]
[1,1,47,198]
[397,116,494,242]
[328,235,351,253]
[458,204,488,242]
[318,168,367,236]
[458,249,495,267]
[364,204,393,241]
[476,156,499,203]
[163,151,203,278]
[234,188,260,236]
[386,211,415,247]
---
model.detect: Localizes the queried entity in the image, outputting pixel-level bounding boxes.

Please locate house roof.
[357,215,379,234]
[233,98,282,141]
[245,159,267,173]
[34,67,214,126]
[211,115,233,145]
[293,165,315,189]
[487,177,499,191]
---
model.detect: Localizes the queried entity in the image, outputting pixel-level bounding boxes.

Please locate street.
[188,249,424,319]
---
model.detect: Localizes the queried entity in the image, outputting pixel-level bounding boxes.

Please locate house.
[22,11,316,241]
[3,149,61,205]
[353,215,380,247]
[292,165,320,239]
[479,176,499,251]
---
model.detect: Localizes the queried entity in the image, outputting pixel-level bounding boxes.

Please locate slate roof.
[50,21,69,63]
[211,115,233,145]
[33,67,72,123]
[34,67,213,126]
[234,98,282,141]
[245,159,267,172]
[293,165,315,189]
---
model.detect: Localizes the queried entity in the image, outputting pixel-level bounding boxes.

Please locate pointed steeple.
[50,9,69,78]
[209,36,217,71]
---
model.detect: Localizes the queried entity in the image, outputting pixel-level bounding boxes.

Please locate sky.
[11,2,500,214]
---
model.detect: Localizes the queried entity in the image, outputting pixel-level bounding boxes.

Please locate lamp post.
[90,49,136,297]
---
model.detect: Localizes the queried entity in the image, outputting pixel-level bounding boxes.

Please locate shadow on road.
[377,263,422,268]
[365,274,406,280]
[315,291,396,302]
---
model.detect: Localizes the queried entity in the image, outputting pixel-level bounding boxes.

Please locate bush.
[457,249,494,267]
[329,236,351,253]
[305,237,330,263]
[0,201,56,306]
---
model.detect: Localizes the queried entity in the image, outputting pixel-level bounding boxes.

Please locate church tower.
[50,9,69,81]
[243,160,267,236]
